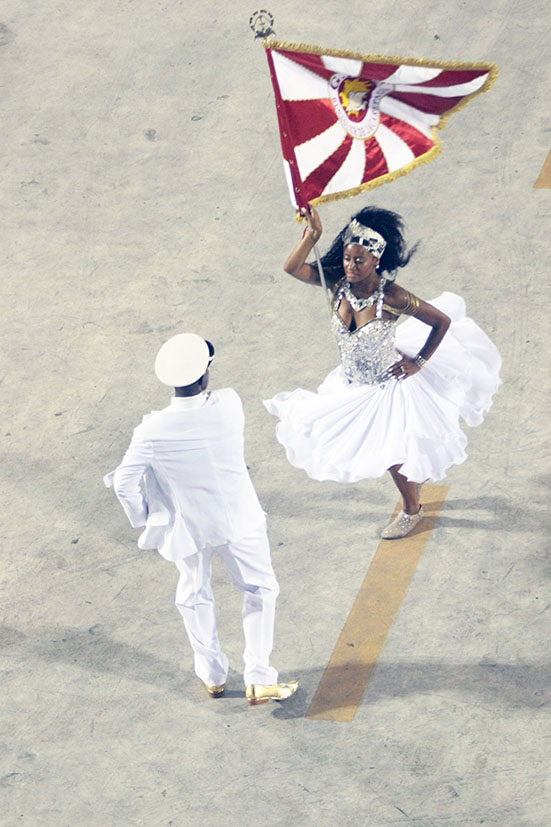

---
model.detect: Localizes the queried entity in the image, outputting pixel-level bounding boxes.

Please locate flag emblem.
[329,75,392,139]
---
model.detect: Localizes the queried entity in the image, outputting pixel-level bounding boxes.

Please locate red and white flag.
[264,41,498,210]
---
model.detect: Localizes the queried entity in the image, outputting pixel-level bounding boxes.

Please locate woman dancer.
[264,205,501,538]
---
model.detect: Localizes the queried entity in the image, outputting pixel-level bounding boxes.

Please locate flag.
[264,40,498,210]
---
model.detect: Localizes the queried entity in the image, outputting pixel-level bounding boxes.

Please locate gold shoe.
[381,506,424,540]
[205,683,226,698]
[246,680,299,706]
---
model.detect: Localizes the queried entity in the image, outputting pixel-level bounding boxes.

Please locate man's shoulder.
[211,387,242,406]
[132,389,242,436]
[132,409,165,438]
[205,388,244,420]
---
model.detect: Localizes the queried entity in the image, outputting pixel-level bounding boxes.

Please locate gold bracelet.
[401,290,420,316]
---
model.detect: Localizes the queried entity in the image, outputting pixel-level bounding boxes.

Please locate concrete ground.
[1,0,550,825]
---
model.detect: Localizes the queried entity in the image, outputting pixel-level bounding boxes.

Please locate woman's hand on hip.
[391,355,420,380]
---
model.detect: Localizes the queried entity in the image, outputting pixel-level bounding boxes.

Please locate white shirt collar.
[170,392,210,410]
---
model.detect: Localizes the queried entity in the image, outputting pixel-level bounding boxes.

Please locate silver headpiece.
[343,219,387,259]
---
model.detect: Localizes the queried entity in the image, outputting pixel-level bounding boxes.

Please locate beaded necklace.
[342,278,387,312]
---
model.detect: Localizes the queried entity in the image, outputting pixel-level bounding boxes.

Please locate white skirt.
[264,293,502,483]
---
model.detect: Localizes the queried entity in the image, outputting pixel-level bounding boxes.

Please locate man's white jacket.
[104,389,267,562]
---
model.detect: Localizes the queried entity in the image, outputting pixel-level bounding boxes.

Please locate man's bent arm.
[112,437,153,527]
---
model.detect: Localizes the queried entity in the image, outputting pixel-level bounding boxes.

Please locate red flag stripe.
[265,46,306,206]
[303,135,354,202]
[415,69,488,87]
[359,62,400,82]
[278,50,335,81]
[390,91,465,115]
[361,137,390,183]
[284,99,338,148]
[379,113,435,159]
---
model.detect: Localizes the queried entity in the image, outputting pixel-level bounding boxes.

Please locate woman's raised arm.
[283,205,324,285]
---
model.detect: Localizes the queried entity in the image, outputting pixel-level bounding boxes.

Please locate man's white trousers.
[174,529,279,687]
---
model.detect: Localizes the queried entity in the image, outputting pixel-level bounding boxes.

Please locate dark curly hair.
[318,206,418,286]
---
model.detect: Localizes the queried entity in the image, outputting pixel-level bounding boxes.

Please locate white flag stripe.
[323,138,366,196]
[273,51,329,101]
[380,96,437,139]
[321,55,363,77]
[382,65,442,84]
[375,123,416,172]
[283,160,298,207]
[394,74,489,98]
[295,120,348,181]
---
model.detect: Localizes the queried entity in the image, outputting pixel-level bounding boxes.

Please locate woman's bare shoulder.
[383,282,416,307]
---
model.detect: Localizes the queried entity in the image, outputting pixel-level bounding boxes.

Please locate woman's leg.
[388,464,420,515]
[381,465,424,539]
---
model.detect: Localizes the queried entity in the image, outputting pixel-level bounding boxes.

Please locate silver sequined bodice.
[332,284,401,385]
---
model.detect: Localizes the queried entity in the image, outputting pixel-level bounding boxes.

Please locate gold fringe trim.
[263,39,498,215]
[295,137,442,217]
[263,38,498,79]
[305,137,442,213]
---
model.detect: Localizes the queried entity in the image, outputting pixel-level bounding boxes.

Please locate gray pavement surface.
[1,0,550,825]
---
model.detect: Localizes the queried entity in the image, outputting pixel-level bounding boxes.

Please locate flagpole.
[311,237,333,316]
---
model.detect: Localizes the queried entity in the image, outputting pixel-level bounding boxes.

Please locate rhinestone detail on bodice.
[331,282,401,385]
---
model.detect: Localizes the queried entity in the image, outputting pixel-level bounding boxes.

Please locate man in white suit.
[105,333,297,705]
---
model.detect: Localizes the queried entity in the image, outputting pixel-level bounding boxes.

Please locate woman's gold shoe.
[246,680,299,705]
[381,505,424,539]
[205,683,226,698]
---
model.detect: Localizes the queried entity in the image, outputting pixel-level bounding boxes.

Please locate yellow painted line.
[534,150,551,188]
[307,484,449,722]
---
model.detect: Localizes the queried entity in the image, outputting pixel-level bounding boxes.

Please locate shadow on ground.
[2,625,548,718]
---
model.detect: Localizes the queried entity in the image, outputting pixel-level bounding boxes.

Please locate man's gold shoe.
[205,683,226,698]
[246,680,298,706]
